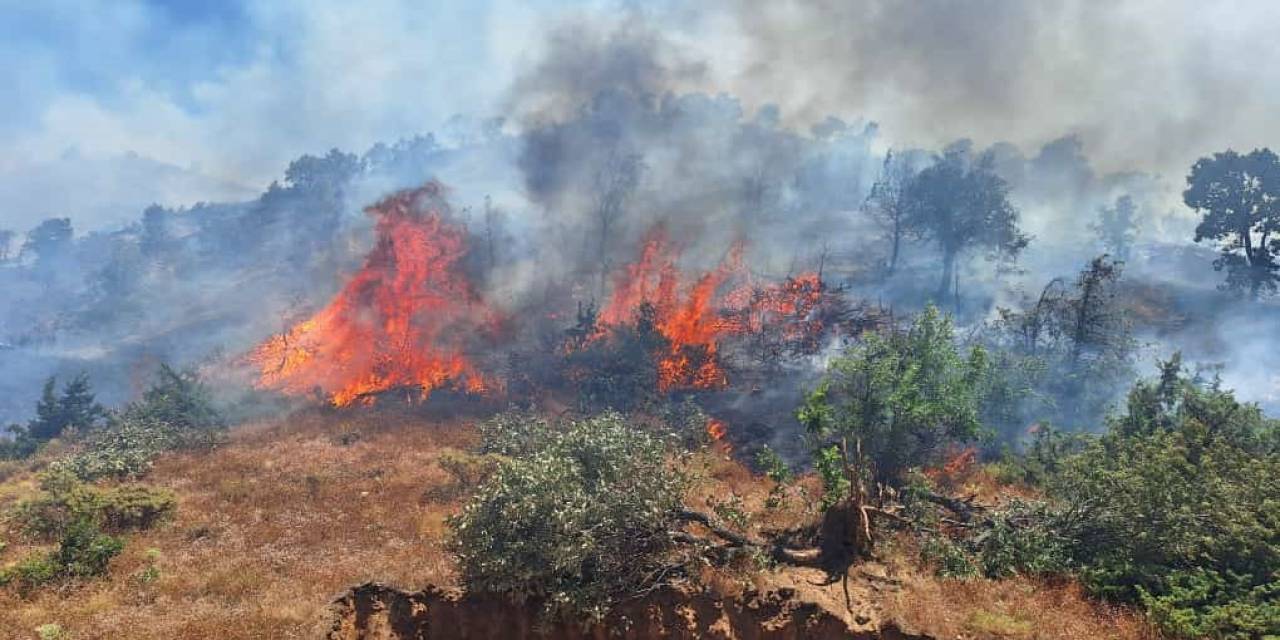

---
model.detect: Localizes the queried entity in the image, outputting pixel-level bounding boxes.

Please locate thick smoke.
[1,3,1278,429]
[704,0,1280,180]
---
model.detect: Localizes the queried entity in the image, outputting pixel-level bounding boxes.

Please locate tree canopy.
[1185,148,1280,299]
[902,147,1028,300]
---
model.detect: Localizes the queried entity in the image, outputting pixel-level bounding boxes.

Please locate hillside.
[0,407,1154,639]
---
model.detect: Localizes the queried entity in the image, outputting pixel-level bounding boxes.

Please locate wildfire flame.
[596,224,828,391]
[705,417,728,441]
[598,225,743,390]
[250,184,497,406]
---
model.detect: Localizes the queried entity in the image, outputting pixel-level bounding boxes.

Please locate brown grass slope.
[1,408,1154,639]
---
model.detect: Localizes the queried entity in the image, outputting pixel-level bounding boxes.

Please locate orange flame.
[598,225,743,390]
[924,446,978,483]
[594,224,832,391]
[705,417,728,441]
[250,184,496,406]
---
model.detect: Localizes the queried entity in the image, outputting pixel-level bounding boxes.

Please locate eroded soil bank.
[328,581,936,640]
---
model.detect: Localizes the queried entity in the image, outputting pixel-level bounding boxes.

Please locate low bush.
[476,409,552,457]
[51,416,179,481]
[10,469,175,539]
[0,520,123,593]
[449,412,686,620]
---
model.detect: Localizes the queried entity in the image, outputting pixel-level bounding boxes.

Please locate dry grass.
[881,552,1157,640]
[0,409,1157,639]
[0,405,476,640]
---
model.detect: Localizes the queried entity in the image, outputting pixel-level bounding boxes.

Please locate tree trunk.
[937,248,957,301]
[887,218,901,275]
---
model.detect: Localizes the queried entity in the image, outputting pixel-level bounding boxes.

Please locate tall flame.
[251,184,495,406]
[596,226,744,390]
[595,224,836,392]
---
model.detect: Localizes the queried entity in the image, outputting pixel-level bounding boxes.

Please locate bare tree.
[0,229,13,263]
[864,150,914,275]
[592,149,645,295]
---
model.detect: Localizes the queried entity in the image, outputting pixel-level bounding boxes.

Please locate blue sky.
[3,0,1279,234]
[0,0,584,231]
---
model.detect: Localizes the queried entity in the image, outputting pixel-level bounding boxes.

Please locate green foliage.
[901,146,1028,297]
[1185,147,1280,299]
[984,256,1136,436]
[800,306,989,485]
[123,364,224,432]
[35,623,67,640]
[995,424,1091,487]
[50,519,125,579]
[918,495,1072,581]
[52,415,179,481]
[562,302,667,413]
[27,374,106,442]
[813,445,850,510]
[919,535,977,579]
[11,468,175,539]
[136,548,162,585]
[477,408,553,457]
[0,424,38,460]
[967,500,1073,579]
[1045,357,1280,638]
[0,520,123,592]
[449,412,686,620]
[754,445,791,485]
[49,365,225,482]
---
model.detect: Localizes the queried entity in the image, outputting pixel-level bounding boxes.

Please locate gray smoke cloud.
[700,0,1280,180]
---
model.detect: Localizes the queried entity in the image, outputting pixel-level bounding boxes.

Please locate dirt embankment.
[328,582,935,640]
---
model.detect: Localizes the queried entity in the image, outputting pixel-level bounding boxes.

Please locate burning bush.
[251,183,499,407]
[448,412,686,620]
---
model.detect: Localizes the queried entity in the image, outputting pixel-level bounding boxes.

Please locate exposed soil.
[328,581,936,640]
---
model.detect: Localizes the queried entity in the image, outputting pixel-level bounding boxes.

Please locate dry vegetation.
[1,408,1156,639]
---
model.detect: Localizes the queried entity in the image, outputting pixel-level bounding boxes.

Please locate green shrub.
[449,412,686,620]
[477,409,552,457]
[51,519,124,579]
[561,303,667,413]
[919,499,1071,581]
[0,520,123,592]
[11,469,175,539]
[799,305,989,486]
[0,553,60,592]
[35,623,67,640]
[52,415,179,481]
[124,364,224,433]
[27,374,107,443]
[1046,357,1280,639]
[968,500,1072,579]
[919,535,977,579]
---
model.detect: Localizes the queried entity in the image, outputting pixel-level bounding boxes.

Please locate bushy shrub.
[449,412,686,620]
[918,498,1072,580]
[0,520,123,592]
[967,500,1073,579]
[27,374,107,443]
[799,305,989,486]
[51,415,179,481]
[10,469,175,539]
[476,408,552,457]
[123,364,224,433]
[562,303,667,413]
[0,424,38,460]
[1046,357,1280,639]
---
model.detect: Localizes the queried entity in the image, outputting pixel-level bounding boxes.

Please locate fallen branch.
[674,509,824,568]
[922,490,983,522]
